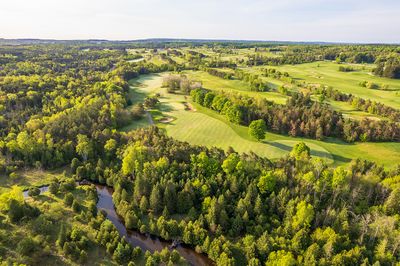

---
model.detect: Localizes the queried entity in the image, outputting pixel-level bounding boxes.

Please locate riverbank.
[23,181,214,266]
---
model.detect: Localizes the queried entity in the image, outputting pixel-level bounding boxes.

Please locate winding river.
[24,183,213,266]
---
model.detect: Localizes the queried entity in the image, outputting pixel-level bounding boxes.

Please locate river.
[24,183,213,266]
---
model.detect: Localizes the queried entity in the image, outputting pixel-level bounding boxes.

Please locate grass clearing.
[184,70,288,104]
[0,168,67,193]
[270,61,400,109]
[126,74,400,168]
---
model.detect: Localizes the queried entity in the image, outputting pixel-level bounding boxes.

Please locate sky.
[0,0,399,43]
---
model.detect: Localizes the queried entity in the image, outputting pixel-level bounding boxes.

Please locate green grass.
[0,168,67,193]
[194,104,400,167]
[184,70,288,104]
[127,73,400,168]
[269,61,400,109]
[324,99,383,121]
[165,103,334,163]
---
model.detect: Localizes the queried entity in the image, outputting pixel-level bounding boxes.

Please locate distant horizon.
[1,37,399,45]
[1,0,399,44]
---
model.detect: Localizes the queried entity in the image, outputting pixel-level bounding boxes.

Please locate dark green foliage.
[17,238,36,256]
[8,200,40,223]
[64,193,74,206]
[28,187,40,197]
[49,182,59,194]
[338,65,354,72]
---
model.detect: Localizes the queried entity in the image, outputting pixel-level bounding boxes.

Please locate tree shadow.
[264,141,351,164]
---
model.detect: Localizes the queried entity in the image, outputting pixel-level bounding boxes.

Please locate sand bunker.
[183,102,196,111]
[159,117,174,123]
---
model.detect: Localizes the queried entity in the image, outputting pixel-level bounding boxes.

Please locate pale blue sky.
[0,0,399,43]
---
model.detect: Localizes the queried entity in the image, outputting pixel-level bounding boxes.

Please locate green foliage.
[290,142,311,159]
[0,186,24,210]
[292,200,314,229]
[257,171,276,194]
[64,193,74,206]
[1,43,400,266]
[249,119,266,141]
[17,237,36,256]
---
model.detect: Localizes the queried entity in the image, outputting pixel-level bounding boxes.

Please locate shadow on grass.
[265,141,351,164]
[158,101,176,113]
[127,88,148,106]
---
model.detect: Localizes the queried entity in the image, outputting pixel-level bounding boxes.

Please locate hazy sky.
[0,0,399,43]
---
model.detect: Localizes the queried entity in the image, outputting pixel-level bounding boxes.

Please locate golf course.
[125,73,400,167]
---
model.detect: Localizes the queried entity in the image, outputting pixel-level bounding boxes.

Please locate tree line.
[191,88,400,142]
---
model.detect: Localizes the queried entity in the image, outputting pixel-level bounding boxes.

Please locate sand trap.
[183,102,196,111]
[159,117,174,123]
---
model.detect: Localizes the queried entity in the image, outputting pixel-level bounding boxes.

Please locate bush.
[366,82,379,90]
[131,104,145,120]
[28,187,41,197]
[64,193,74,206]
[72,200,81,212]
[338,65,354,72]
[17,237,36,256]
[49,182,59,194]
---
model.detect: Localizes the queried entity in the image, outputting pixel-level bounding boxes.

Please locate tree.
[385,188,400,214]
[290,142,311,159]
[292,200,314,229]
[28,187,40,197]
[140,196,149,212]
[104,139,117,154]
[64,193,74,206]
[150,184,163,214]
[113,242,131,264]
[17,237,36,256]
[122,142,149,176]
[72,200,81,212]
[49,182,59,194]
[57,224,67,248]
[249,119,266,141]
[266,250,296,266]
[222,153,240,174]
[8,199,25,222]
[76,134,92,161]
[0,186,24,211]
[257,172,276,194]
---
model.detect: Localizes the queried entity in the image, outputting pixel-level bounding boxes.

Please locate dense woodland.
[0,41,399,265]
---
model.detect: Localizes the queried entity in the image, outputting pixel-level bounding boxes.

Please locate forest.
[0,40,399,265]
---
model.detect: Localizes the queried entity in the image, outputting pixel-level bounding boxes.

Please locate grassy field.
[0,168,67,193]
[269,61,400,109]
[184,70,289,104]
[125,74,400,168]
[324,99,384,121]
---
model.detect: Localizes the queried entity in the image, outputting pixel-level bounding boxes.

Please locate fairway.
[126,74,400,167]
[184,70,289,104]
[270,61,400,109]
[164,102,333,162]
